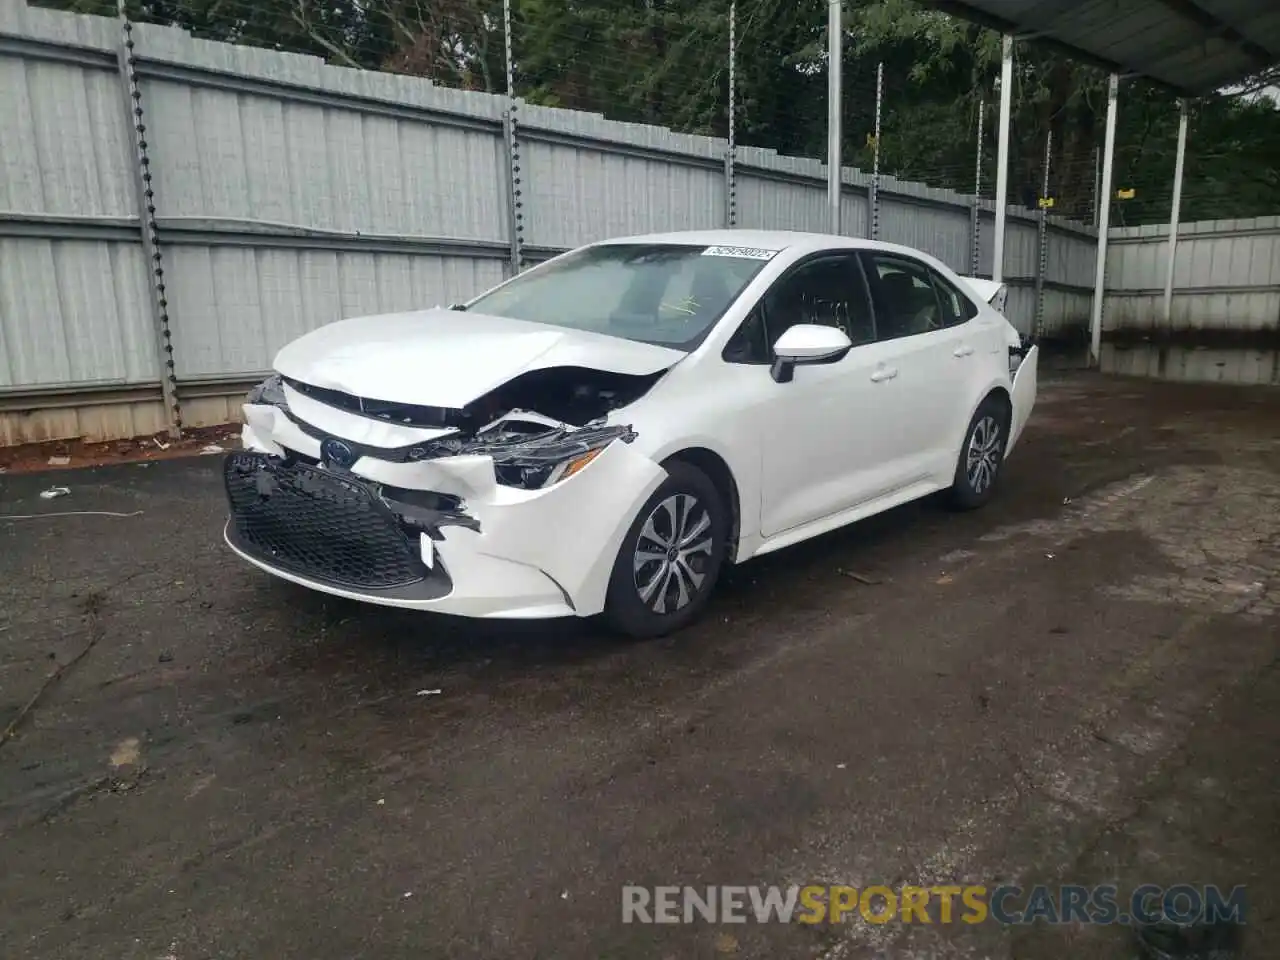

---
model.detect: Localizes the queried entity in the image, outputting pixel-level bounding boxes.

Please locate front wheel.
[603,461,728,639]
[948,397,1009,510]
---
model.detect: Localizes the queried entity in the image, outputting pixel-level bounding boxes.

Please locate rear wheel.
[948,396,1009,510]
[603,461,727,639]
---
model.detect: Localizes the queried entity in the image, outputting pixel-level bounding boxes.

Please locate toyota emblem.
[320,437,356,469]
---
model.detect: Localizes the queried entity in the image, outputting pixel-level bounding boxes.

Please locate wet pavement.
[1,371,1277,960]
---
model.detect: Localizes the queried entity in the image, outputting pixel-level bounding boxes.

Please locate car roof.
[591,229,946,265]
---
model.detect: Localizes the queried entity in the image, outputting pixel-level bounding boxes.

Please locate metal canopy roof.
[925,0,1280,96]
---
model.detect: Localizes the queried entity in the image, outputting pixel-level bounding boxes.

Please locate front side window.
[465,243,772,350]
[724,253,875,364]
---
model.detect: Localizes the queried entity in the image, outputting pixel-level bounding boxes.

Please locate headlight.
[487,424,635,490]
[495,448,605,490]
[392,418,634,490]
[246,373,287,409]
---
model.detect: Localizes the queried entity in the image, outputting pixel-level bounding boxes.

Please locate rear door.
[860,252,980,481]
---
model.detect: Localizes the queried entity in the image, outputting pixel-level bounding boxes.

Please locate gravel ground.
[1,371,1277,960]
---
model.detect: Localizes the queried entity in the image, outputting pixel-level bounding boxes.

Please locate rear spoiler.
[959,276,1008,315]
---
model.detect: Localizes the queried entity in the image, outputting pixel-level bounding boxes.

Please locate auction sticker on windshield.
[701,245,779,260]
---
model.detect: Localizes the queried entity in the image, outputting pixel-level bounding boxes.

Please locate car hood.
[273,307,686,409]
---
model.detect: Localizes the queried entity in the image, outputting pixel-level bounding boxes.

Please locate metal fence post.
[115,0,181,439]
[1091,145,1102,228]
[502,0,525,274]
[970,97,984,275]
[1033,129,1052,340]
[725,0,737,228]
[869,60,883,241]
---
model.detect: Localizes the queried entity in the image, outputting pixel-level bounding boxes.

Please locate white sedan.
[225,230,1038,638]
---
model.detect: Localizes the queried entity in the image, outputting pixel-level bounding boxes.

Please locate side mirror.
[770,324,853,383]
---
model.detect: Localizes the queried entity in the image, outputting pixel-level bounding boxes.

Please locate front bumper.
[225,411,666,619]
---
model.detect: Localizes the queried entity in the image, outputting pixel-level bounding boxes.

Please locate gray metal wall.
[0,0,1097,445]
[0,4,164,443]
[1103,216,1280,385]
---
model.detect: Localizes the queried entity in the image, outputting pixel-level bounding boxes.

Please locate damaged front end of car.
[400,411,638,490]
[242,362,658,485]
[224,363,671,617]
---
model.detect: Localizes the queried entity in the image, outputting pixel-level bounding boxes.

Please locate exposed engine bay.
[470,365,666,428]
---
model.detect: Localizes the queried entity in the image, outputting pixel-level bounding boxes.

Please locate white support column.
[1163,99,1189,326]
[1090,73,1120,367]
[992,35,1013,283]
[827,0,843,234]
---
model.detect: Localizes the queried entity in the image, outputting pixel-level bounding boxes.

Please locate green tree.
[510,0,734,133]
[34,0,1280,224]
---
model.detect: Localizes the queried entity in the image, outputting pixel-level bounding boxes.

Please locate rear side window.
[933,274,979,324]
[862,253,977,340]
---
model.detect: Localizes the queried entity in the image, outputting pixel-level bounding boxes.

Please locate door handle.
[870,367,899,383]
[953,345,975,358]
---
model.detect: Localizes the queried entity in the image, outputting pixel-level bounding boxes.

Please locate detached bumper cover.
[224,452,453,599]
[1007,343,1039,456]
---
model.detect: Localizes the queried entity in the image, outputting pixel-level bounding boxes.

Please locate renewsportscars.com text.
[621,883,1247,926]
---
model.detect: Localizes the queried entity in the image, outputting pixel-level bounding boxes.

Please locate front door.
[736,252,907,538]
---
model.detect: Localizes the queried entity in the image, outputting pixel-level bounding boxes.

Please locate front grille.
[224,452,427,590]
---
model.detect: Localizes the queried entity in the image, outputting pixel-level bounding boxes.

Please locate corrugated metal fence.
[0,0,1098,445]
[1103,217,1280,385]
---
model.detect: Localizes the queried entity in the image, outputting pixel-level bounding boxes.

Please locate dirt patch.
[0,424,240,475]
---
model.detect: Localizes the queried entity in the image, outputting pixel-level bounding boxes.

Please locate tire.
[948,395,1010,511]
[603,460,728,639]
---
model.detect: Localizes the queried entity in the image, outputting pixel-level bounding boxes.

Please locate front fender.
[466,439,666,616]
[643,431,761,562]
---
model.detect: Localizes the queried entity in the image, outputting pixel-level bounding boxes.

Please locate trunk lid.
[958,276,1008,314]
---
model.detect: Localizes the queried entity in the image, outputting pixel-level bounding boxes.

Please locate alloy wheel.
[966,415,1003,495]
[632,494,715,614]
